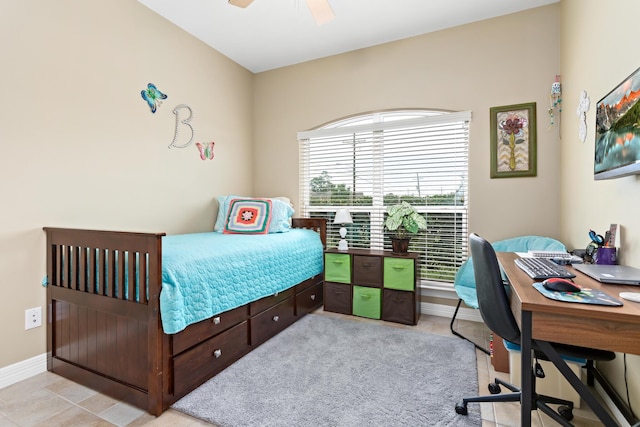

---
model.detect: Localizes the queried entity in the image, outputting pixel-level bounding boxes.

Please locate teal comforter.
[160,229,323,334]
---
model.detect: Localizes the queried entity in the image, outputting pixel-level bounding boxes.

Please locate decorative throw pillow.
[214,195,246,232]
[214,195,294,233]
[223,198,272,234]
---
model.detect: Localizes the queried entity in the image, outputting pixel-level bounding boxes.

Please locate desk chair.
[455,233,616,426]
[450,235,566,354]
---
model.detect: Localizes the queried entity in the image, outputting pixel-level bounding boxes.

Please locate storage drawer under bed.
[296,281,323,316]
[250,296,296,346]
[171,305,249,355]
[172,321,250,397]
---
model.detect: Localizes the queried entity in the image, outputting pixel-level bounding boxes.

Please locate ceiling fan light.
[228,0,254,8]
[305,0,335,25]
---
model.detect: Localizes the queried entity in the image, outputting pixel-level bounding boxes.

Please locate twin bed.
[43,218,326,415]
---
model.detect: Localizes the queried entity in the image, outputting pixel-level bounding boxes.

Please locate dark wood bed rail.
[43,218,326,416]
[43,227,167,414]
[292,217,326,247]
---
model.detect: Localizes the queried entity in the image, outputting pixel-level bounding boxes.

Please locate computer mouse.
[542,278,581,293]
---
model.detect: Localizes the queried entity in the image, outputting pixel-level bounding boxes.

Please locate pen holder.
[594,247,617,265]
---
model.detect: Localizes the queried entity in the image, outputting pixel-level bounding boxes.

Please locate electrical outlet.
[25,307,42,330]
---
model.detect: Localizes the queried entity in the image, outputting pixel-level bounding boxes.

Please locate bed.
[43,217,326,415]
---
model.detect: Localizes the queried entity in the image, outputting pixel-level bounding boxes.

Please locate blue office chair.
[455,233,616,425]
[450,235,566,354]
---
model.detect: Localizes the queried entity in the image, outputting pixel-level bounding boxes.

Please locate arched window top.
[322,110,450,129]
[298,109,471,140]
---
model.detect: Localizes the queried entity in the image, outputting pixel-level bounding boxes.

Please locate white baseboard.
[0,353,47,389]
[420,301,483,323]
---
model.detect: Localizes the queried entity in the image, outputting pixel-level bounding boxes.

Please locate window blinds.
[298,111,471,284]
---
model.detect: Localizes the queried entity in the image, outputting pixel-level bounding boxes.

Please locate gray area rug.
[172,314,481,427]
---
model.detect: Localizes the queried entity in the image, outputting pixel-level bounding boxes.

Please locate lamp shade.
[333,209,353,224]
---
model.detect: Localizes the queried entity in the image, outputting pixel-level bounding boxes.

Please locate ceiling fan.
[228,0,335,25]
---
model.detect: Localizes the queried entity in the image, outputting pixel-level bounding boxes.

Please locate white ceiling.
[137,0,559,73]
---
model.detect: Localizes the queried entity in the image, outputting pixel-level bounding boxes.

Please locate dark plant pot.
[390,237,410,254]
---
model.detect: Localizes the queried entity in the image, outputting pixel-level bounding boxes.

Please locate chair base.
[450,298,490,355]
[455,376,575,427]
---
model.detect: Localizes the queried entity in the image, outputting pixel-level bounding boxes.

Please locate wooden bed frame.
[43,218,326,415]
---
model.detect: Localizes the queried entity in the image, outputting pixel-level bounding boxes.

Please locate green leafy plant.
[383,202,427,239]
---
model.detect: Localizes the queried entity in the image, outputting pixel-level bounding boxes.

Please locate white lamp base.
[337,226,349,251]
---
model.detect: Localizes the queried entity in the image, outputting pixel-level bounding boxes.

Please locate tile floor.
[0,309,612,426]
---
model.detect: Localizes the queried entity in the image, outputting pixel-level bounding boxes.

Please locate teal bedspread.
[160,229,323,334]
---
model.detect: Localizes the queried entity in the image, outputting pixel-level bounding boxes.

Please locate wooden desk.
[497,252,640,426]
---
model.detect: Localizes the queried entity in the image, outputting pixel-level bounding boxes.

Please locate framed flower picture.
[490,102,537,178]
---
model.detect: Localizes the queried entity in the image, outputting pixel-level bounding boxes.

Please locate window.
[298,110,471,285]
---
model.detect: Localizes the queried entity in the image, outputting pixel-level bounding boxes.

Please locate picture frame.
[490,102,537,178]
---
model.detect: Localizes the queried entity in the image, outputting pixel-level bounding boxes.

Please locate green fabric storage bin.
[325,253,351,284]
[383,257,414,291]
[352,286,381,319]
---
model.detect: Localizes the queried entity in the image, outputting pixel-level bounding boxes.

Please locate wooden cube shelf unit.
[323,248,420,325]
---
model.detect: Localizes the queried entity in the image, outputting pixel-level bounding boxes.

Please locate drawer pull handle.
[310,294,316,300]
[392,265,406,270]
[273,315,280,322]
[212,316,221,325]
[213,349,222,358]
[361,294,371,300]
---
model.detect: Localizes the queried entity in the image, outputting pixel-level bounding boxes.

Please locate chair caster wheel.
[488,382,501,394]
[558,405,574,421]
[455,403,468,415]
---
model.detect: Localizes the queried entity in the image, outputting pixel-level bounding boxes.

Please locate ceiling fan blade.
[228,0,255,8]
[305,0,335,25]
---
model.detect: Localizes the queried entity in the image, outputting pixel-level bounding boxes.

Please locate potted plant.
[383,201,427,253]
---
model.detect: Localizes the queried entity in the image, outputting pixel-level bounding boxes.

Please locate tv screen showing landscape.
[594,66,640,180]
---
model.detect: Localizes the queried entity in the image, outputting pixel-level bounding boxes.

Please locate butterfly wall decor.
[196,142,215,160]
[141,83,167,113]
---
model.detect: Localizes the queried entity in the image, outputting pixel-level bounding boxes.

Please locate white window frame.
[298,110,471,286]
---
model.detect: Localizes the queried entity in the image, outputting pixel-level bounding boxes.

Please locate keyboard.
[527,250,572,260]
[514,257,576,280]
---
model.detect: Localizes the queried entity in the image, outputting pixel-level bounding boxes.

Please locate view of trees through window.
[298,110,470,284]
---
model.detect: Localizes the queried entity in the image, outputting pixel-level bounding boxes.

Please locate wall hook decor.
[576,90,590,143]
[548,75,562,136]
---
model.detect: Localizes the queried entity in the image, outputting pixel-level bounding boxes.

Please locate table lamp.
[333,208,353,251]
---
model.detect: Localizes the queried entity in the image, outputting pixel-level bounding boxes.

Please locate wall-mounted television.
[594,66,640,180]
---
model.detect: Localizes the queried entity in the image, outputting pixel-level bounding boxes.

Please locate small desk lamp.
[334,208,353,251]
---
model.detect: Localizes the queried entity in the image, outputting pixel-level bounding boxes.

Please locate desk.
[497,252,640,426]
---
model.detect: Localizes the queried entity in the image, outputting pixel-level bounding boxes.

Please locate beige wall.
[560,0,640,410]
[253,5,562,243]
[0,0,254,368]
